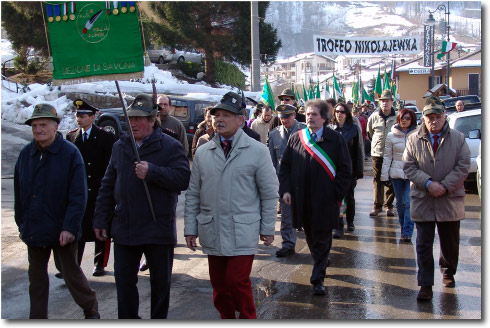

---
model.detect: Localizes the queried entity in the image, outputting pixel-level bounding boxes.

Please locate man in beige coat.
[403,95,470,301]
[184,91,278,319]
[250,105,273,144]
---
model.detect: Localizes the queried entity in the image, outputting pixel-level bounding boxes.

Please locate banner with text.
[46,1,144,83]
[313,35,421,56]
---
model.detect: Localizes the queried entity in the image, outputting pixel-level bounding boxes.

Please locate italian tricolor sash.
[299,128,336,181]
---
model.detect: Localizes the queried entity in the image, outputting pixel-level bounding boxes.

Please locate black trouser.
[415,221,460,286]
[302,206,333,285]
[113,243,174,319]
[77,239,110,268]
[345,178,357,224]
[372,156,395,210]
[27,242,98,319]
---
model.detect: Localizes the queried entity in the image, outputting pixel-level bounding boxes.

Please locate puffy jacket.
[380,124,418,181]
[14,132,87,247]
[403,122,470,222]
[367,108,397,157]
[94,127,190,245]
[184,128,279,256]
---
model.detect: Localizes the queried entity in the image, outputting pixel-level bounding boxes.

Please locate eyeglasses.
[282,98,292,101]
[401,117,411,121]
[335,110,346,114]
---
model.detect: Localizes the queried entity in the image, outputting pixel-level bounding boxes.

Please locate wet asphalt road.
[1,121,482,319]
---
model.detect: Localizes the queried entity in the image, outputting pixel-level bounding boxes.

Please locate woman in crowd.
[331,102,364,238]
[380,108,418,242]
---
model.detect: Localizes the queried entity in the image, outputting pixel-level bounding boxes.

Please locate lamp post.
[425,2,451,96]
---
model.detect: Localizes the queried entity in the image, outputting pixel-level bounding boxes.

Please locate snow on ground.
[1,64,261,131]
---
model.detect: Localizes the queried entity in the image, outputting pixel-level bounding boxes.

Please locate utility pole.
[250,1,261,91]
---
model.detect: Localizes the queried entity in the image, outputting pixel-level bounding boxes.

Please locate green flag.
[260,77,275,110]
[303,84,308,101]
[295,89,301,102]
[362,85,374,102]
[308,85,314,100]
[374,67,383,96]
[384,68,390,91]
[333,74,343,98]
[45,1,144,82]
[315,83,321,99]
[352,80,359,103]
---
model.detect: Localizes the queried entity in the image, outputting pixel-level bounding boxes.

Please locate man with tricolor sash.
[279,99,352,296]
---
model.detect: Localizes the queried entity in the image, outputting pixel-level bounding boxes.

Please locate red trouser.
[208,255,256,319]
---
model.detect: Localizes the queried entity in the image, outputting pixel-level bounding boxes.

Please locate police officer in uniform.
[63,99,116,277]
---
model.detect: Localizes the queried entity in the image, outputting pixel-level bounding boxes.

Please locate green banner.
[45,1,144,82]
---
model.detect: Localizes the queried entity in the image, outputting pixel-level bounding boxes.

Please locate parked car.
[148,45,203,65]
[475,142,481,199]
[447,108,481,181]
[442,95,481,114]
[95,95,214,157]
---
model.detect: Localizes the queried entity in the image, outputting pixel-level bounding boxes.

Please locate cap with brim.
[279,88,295,99]
[379,89,393,100]
[127,94,157,117]
[25,103,60,125]
[276,104,296,118]
[210,91,244,115]
[74,99,97,115]
[423,96,445,115]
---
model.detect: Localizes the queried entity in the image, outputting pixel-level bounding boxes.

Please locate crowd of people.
[13,88,470,319]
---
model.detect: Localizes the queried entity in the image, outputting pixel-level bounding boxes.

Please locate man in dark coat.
[279,99,352,296]
[14,104,99,319]
[64,99,115,277]
[93,94,190,319]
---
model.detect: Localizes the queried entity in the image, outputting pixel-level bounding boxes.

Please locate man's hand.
[135,161,149,180]
[185,235,198,251]
[59,231,75,246]
[260,234,274,246]
[428,181,447,198]
[94,228,108,241]
[283,192,291,205]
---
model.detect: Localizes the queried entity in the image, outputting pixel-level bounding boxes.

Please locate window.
[170,100,189,120]
[453,115,481,137]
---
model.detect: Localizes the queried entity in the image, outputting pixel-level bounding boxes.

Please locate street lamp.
[425,2,451,96]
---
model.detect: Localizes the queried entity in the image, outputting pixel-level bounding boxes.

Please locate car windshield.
[170,100,189,119]
[453,115,481,138]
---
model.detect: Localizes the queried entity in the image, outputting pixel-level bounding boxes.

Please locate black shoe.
[275,247,295,257]
[92,266,105,277]
[84,311,100,319]
[442,274,455,288]
[332,228,344,239]
[347,223,355,232]
[139,261,149,272]
[312,282,326,296]
[417,286,433,301]
[55,272,63,279]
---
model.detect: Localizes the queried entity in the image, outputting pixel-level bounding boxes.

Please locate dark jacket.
[333,122,364,179]
[66,125,115,242]
[279,126,352,231]
[14,132,87,247]
[242,124,261,142]
[93,127,191,245]
[191,120,209,158]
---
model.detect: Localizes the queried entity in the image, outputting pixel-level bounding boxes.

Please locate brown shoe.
[442,275,455,288]
[369,208,381,217]
[386,208,395,217]
[417,286,433,301]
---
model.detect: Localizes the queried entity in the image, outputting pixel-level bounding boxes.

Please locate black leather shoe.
[312,283,326,296]
[55,272,63,279]
[139,261,149,272]
[332,228,344,239]
[84,311,100,319]
[347,223,355,232]
[276,247,295,257]
[93,266,105,277]
[417,286,433,301]
[442,275,455,288]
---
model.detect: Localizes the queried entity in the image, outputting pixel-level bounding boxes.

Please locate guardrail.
[1,74,20,93]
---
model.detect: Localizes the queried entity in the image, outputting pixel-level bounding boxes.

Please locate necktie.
[83,132,88,143]
[432,135,439,153]
[311,132,317,142]
[221,139,231,156]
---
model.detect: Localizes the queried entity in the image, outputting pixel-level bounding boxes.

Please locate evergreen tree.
[141,2,281,83]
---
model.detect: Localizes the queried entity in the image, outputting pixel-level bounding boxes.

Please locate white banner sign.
[314,35,421,55]
[409,68,431,74]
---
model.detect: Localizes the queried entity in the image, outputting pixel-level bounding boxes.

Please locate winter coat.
[14,132,87,247]
[403,122,470,222]
[160,115,189,156]
[250,116,273,144]
[279,126,352,231]
[93,127,190,245]
[380,124,417,181]
[367,108,397,157]
[66,125,115,242]
[191,120,209,158]
[184,128,279,256]
[267,120,306,175]
[333,122,364,179]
